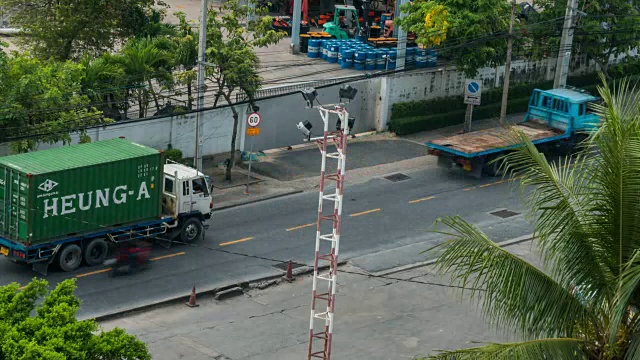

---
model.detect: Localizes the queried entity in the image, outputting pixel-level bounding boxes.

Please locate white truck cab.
[162,161,213,243]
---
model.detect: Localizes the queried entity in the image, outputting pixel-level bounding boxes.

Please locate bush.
[389,96,531,135]
[165,148,183,162]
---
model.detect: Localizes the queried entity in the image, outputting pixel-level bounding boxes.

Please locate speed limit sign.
[247,112,261,127]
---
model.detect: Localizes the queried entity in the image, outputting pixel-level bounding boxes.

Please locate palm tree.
[114,37,174,118]
[422,75,640,359]
[80,53,126,120]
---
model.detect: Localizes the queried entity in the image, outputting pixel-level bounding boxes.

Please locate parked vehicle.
[426,87,601,178]
[0,138,213,274]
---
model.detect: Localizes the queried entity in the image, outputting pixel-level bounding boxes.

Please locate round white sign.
[247,112,261,127]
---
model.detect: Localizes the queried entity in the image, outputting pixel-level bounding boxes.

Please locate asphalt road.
[0,165,533,319]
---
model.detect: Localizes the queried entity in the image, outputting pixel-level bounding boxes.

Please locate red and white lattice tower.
[307,104,349,360]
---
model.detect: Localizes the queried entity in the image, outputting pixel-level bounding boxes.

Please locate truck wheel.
[58,244,82,272]
[483,155,503,177]
[180,218,203,243]
[84,239,108,266]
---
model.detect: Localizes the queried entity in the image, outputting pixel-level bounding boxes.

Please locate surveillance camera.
[297,121,312,136]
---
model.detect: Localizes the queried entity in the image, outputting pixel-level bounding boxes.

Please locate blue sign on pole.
[467,81,480,94]
[464,79,482,105]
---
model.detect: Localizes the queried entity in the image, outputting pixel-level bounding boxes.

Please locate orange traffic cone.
[185,286,199,307]
[283,261,295,282]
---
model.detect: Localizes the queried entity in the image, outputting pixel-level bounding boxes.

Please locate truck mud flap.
[32,259,53,276]
[469,157,485,179]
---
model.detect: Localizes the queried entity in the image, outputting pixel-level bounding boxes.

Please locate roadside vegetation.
[423,75,640,359]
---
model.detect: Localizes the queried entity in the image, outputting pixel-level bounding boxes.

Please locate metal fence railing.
[234,77,351,103]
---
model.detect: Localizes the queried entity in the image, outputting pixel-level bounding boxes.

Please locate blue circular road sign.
[467,81,480,94]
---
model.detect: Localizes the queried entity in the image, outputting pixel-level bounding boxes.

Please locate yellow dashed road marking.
[219,237,254,246]
[350,208,381,217]
[287,223,315,231]
[409,196,435,204]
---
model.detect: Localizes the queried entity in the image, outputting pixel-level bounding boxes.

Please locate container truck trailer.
[426,87,601,178]
[0,138,213,274]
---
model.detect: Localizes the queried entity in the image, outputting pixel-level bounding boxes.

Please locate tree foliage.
[172,12,199,110]
[420,75,640,359]
[0,278,150,360]
[395,0,511,77]
[0,0,156,60]
[0,51,110,152]
[528,0,640,79]
[204,0,284,180]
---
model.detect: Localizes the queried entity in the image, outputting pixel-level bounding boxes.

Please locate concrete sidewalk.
[205,114,527,212]
[100,239,538,359]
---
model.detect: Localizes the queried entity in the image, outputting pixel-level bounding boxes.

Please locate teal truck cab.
[426,87,601,178]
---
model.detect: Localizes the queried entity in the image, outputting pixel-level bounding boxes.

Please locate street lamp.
[301,85,354,360]
[300,88,318,108]
[338,84,358,103]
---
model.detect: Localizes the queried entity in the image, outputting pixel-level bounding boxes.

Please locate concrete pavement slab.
[101,240,539,359]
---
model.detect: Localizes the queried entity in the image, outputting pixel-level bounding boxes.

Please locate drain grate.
[490,209,521,219]
[273,261,306,271]
[384,173,411,182]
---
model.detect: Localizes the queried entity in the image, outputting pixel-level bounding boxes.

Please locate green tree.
[114,37,175,118]
[204,0,284,181]
[420,76,640,359]
[172,12,199,110]
[0,0,155,60]
[0,278,150,360]
[528,0,640,79]
[80,53,127,121]
[395,0,511,77]
[0,52,110,152]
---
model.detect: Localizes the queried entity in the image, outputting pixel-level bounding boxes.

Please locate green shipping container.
[0,139,164,245]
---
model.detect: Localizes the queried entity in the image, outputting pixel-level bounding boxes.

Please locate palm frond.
[432,216,593,338]
[609,249,640,343]
[587,75,640,276]
[625,333,640,360]
[420,338,586,360]
[499,129,614,301]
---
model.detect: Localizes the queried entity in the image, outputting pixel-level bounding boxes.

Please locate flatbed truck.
[426,87,601,178]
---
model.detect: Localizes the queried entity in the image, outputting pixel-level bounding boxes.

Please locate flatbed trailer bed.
[425,87,601,178]
[428,120,566,158]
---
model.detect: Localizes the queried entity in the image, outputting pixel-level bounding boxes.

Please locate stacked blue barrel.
[305,35,437,71]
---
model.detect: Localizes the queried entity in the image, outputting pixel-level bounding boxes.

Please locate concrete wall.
[0,54,614,159]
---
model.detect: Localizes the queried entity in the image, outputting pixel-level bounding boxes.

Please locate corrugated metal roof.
[544,88,598,103]
[0,138,160,175]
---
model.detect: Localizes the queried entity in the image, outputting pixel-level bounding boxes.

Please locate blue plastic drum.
[365,51,377,70]
[405,47,416,67]
[354,50,367,70]
[307,39,320,58]
[340,49,354,68]
[376,49,388,70]
[415,48,427,68]
[388,48,397,70]
[328,43,340,63]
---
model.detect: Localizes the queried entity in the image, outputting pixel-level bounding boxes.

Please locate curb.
[91,234,533,321]
[91,260,346,322]
[369,233,534,277]
[211,189,304,212]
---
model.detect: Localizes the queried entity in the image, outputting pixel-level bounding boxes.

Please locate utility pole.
[499,0,517,124]
[554,0,578,88]
[395,0,409,71]
[195,0,208,172]
[291,0,303,53]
